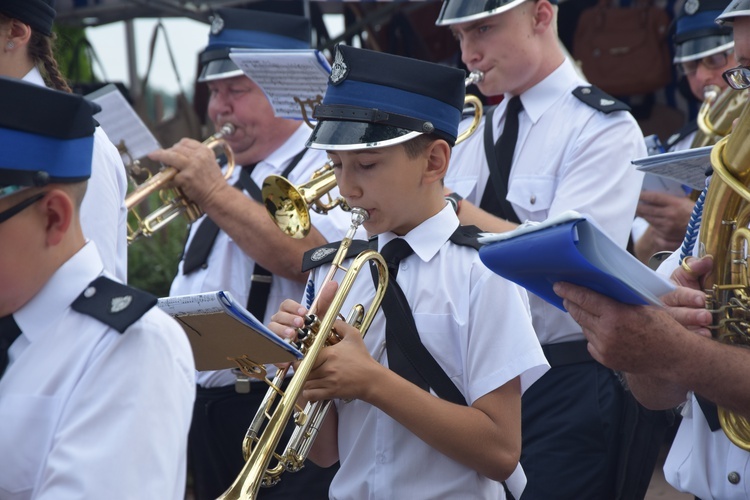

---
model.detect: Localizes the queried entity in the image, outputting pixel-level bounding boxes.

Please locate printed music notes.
[229,49,331,120]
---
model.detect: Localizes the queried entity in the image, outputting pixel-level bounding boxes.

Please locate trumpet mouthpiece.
[466,70,484,86]
[219,123,236,137]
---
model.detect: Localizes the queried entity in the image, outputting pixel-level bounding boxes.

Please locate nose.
[334,164,361,202]
[208,91,232,122]
[459,37,479,68]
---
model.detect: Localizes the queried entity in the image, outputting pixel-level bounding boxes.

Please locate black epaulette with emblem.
[666,120,699,150]
[449,225,483,250]
[71,276,158,334]
[301,239,373,272]
[572,86,630,114]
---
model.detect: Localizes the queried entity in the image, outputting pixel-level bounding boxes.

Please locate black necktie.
[182,164,257,275]
[378,239,429,390]
[380,238,414,280]
[480,95,523,220]
[0,315,21,379]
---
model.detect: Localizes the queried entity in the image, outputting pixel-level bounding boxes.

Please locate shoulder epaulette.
[572,86,630,114]
[666,120,699,150]
[71,276,157,334]
[301,238,373,272]
[449,225,483,251]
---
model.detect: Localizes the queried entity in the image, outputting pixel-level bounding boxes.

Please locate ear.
[7,19,32,47]
[423,140,451,185]
[531,0,555,34]
[39,190,74,247]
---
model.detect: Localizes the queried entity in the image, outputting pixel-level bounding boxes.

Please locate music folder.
[477,211,676,311]
[157,290,302,371]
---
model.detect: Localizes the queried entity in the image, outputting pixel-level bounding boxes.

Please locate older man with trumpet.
[148,9,352,500]
[555,2,750,497]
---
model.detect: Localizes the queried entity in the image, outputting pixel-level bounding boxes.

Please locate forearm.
[363,366,520,482]
[201,183,327,282]
[623,372,689,410]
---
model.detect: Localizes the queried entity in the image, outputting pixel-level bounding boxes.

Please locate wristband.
[445,192,463,214]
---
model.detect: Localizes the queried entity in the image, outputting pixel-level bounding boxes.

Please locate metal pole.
[125,19,139,100]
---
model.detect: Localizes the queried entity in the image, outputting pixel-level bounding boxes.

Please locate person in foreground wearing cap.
[268,44,548,500]
[0,78,195,499]
[633,0,736,266]
[434,1,645,497]
[0,0,128,281]
[148,9,350,499]
[555,2,750,497]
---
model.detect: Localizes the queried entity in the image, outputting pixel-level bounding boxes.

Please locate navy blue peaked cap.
[717,0,750,24]
[308,45,466,150]
[0,77,95,194]
[435,0,557,26]
[674,0,733,62]
[198,8,312,82]
[0,0,56,36]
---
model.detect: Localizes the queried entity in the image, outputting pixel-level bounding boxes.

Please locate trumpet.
[125,123,236,244]
[218,207,388,499]
[262,71,484,239]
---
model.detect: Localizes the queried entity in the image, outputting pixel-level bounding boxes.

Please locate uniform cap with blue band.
[435,0,558,26]
[673,0,734,63]
[0,77,95,198]
[307,45,466,151]
[197,8,312,83]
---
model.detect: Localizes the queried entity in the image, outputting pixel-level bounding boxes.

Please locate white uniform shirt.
[448,58,645,345]
[309,206,549,500]
[0,242,195,500]
[23,68,129,282]
[170,123,359,387]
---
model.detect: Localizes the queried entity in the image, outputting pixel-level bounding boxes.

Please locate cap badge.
[329,49,349,86]
[110,295,133,314]
[210,14,225,35]
[600,98,615,106]
[685,0,699,15]
[311,247,337,262]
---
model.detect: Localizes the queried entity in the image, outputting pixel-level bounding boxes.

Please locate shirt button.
[728,471,741,484]
[530,195,537,205]
[400,263,408,271]
[376,453,387,464]
[84,286,96,298]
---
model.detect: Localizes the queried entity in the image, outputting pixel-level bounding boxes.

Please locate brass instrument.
[218,207,388,500]
[262,71,485,238]
[692,85,750,149]
[698,95,750,451]
[125,123,236,243]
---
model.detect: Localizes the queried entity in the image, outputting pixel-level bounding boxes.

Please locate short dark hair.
[402,133,447,159]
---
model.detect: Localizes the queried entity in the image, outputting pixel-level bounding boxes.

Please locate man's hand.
[637,191,694,242]
[148,138,230,209]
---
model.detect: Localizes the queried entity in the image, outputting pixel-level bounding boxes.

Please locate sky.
[85,16,345,96]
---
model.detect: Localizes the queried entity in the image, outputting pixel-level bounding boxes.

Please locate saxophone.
[697,94,750,451]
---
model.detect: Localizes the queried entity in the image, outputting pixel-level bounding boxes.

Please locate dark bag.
[572,0,672,96]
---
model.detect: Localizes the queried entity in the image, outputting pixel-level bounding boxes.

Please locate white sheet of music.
[86,84,161,161]
[632,146,713,191]
[229,49,331,120]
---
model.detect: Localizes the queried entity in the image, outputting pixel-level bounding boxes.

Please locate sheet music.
[632,146,713,191]
[157,291,226,315]
[229,49,331,120]
[86,84,161,161]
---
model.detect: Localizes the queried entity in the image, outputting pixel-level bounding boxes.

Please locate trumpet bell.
[262,175,312,239]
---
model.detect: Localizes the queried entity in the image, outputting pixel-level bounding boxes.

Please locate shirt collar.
[262,122,310,172]
[15,242,105,343]
[377,204,459,264]
[505,58,580,125]
[22,67,46,87]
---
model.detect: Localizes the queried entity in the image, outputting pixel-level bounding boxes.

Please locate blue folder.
[478,217,675,311]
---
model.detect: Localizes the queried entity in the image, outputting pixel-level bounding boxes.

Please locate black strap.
[0,315,21,379]
[372,237,467,406]
[695,394,722,432]
[480,99,522,224]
